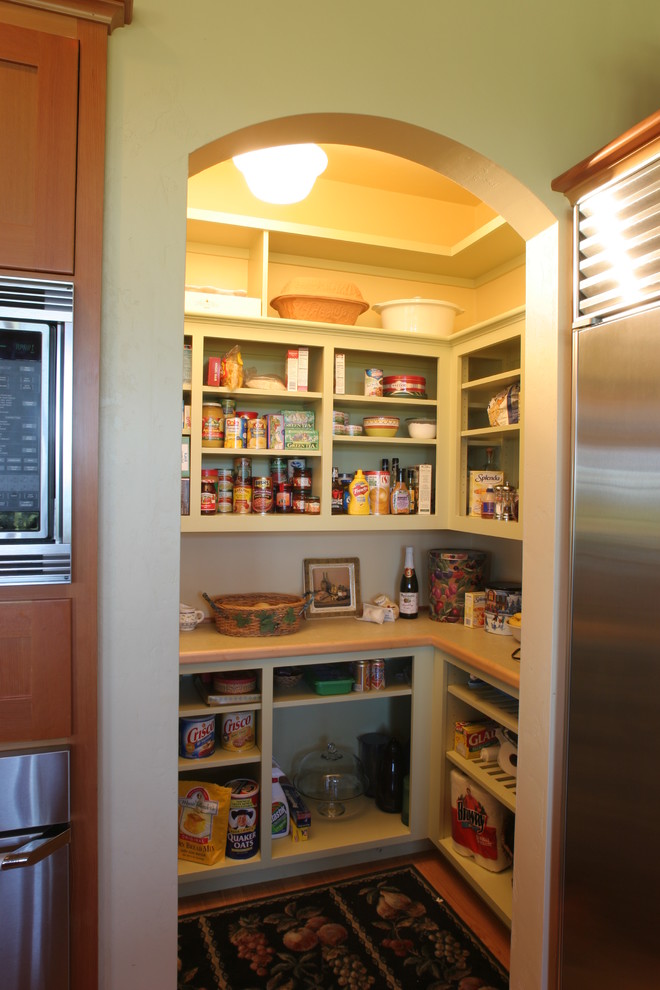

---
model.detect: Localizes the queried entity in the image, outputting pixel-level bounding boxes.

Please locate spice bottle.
[390,469,410,514]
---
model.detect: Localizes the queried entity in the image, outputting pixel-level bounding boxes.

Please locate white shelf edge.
[445,750,517,814]
[273,685,412,708]
[447,683,519,733]
[436,836,512,927]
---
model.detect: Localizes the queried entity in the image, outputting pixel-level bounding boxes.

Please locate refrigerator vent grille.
[0,276,73,315]
[0,550,72,585]
[576,156,660,323]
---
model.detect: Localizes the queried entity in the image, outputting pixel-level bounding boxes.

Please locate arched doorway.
[180,113,565,990]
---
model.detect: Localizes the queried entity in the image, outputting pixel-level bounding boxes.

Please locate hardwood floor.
[178,849,511,972]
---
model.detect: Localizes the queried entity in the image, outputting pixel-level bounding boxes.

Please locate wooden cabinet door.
[0,599,72,742]
[0,24,78,274]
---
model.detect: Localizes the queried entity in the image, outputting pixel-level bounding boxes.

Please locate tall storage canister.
[428,550,489,623]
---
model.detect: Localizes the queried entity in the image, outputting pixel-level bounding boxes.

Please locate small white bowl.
[406,418,437,440]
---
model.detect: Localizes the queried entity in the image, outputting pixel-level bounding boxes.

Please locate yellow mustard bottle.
[347,469,370,515]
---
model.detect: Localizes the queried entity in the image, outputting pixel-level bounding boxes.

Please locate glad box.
[454,719,498,759]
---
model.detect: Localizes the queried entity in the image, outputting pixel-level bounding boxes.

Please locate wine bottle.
[399,546,419,619]
[375,737,405,813]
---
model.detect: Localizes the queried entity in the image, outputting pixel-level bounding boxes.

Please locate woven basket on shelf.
[203,592,310,638]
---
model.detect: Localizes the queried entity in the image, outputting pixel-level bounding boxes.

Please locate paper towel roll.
[449,769,513,873]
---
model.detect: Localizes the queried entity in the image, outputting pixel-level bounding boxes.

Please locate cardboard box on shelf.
[286,349,299,391]
[454,719,499,759]
[469,470,504,517]
[335,352,346,394]
[464,591,486,628]
[297,347,309,391]
[415,464,433,514]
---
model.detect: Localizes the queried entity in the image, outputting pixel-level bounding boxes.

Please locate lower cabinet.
[431,650,519,927]
[178,647,434,892]
[0,599,72,742]
[178,638,519,932]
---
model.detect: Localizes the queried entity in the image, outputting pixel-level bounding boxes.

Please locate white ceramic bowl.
[406,418,437,440]
[373,297,463,336]
[506,613,522,643]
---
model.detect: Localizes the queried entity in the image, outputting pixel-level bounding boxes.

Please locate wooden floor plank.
[178,849,510,972]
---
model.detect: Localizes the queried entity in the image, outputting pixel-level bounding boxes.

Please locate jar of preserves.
[275,482,292,513]
[305,496,321,514]
[292,491,306,514]
[201,469,218,515]
[201,403,223,447]
[292,466,312,492]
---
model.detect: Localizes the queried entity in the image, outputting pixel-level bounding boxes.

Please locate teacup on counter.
[180,603,205,632]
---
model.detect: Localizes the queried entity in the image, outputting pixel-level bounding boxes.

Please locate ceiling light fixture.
[232,143,328,204]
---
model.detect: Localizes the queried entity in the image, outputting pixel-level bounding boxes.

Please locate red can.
[370,659,385,690]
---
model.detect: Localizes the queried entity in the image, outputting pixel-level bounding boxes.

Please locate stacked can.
[252,476,274,514]
[352,660,370,692]
[217,467,233,514]
[370,659,385,690]
[233,457,252,513]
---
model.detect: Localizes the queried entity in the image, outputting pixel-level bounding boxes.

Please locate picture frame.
[303,557,362,619]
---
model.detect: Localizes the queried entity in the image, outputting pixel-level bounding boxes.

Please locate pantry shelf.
[445,750,516,813]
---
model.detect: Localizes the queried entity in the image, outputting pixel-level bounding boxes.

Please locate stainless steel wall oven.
[0,276,73,584]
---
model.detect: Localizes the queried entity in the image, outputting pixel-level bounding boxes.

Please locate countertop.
[180,610,520,691]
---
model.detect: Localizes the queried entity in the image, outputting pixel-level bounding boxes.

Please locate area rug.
[178,864,508,989]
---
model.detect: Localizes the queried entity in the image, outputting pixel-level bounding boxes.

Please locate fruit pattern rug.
[178,864,508,989]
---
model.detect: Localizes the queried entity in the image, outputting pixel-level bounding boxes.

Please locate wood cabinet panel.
[0,598,71,741]
[0,23,78,273]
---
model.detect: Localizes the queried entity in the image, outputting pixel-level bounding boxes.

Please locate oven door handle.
[0,826,70,870]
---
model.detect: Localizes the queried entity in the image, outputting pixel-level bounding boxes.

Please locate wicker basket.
[203,592,310,638]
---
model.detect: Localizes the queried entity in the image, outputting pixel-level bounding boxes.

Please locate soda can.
[370,659,385,690]
[352,659,371,692]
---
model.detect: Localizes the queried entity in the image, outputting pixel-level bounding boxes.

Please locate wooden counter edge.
[179,614,520,691]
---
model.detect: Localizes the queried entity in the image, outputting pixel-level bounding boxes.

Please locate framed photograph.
[303,557,362,619]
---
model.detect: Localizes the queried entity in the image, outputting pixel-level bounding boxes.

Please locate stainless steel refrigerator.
[561,303,660,986]
[0,749,70,990]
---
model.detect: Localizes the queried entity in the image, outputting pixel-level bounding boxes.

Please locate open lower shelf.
[273,683,412,708]
[445,750,516,813]
[436,836,512,927]
[179,675,263,716]
[178,849,263,884]
[271,797,410,862]
[447,682,519,732]
[178,747,261,772]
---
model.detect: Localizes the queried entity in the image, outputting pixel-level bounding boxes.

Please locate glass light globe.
[233,144,328,204]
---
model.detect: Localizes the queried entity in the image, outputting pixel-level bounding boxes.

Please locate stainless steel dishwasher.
[0,749,70,990]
